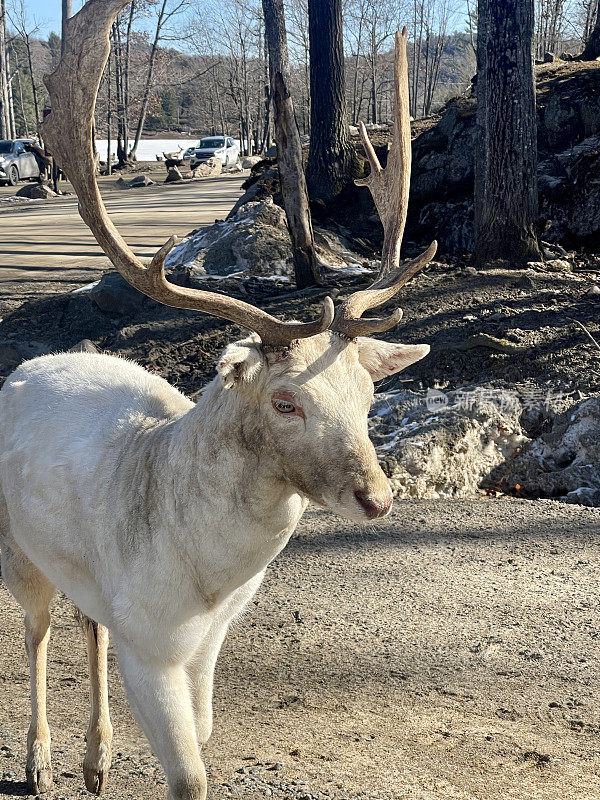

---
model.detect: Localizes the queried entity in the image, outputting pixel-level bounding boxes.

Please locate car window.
[0,140,12,154]
[227,138,234,148]
[199,138,225,148]
[14,143,25,155]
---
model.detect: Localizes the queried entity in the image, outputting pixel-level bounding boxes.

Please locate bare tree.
[0,0,15,138]
[474,0,541,266]
[8,0,42,139]
[130,0,187,159]
[262,0,321,287]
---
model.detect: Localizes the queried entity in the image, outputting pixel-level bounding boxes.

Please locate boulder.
[128,174,155,188]
[405,62,600,254]
[89,272,146,315]
[165,197,367,279]
[191,158,222,178]
[490,396,600,505]
[164,166,183,183]
[16,183,56,199]
[68,339,99,353]
[242,155,263,170]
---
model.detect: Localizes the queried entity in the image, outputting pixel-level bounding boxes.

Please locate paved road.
[0,173,243,282]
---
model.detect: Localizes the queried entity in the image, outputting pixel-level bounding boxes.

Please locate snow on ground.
[95,139,198,161]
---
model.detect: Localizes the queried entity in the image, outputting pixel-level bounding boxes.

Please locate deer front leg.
[1,541,55,795]
[186,629,228,746]
[116,641,207,800]
[81,616,113,795]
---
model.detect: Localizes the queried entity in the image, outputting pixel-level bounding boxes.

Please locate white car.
[188,136,240,168]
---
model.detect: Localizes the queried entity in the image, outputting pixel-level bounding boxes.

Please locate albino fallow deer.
[0,3,436,798]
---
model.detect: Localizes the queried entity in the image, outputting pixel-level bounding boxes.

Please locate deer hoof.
[26,765,53,794]
[26,740,53,794]
[84,765,108,795]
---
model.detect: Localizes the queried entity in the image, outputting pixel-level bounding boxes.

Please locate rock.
[127,174,155,188]
[191,157,222,178]
[370,388,526,499]
[586,284,600,296]
[405,65,600,254]
[16,183,56,199]
[165,196,366,279]
[227,166,281,218]
[164,166,183,183]
[490,396,600,505]
[458,333,525,353]
[68,339,99,353]
[228,160,243,172]
[545,258,572,272]
[242,155,263,170]
[89,272,146,315]
[544,51,557,62]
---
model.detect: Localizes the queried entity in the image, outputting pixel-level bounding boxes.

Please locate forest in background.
[0,0,597,158]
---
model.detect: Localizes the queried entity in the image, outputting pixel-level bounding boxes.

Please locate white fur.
[0,331,429,800]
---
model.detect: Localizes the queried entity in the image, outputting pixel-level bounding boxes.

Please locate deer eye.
[273,399,296,414]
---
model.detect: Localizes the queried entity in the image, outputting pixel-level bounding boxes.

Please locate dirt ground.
[2,168,600,800]
[0,165,243,303]
[1,500,600,800]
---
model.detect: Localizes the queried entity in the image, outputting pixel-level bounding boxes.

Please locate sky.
[13,0,85,37]
[17,0,470,41]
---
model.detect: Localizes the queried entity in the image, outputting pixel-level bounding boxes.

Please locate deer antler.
[41,0,333,349]
[332,28,437,340]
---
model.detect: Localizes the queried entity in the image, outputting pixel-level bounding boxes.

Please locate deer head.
[42,8,436,521]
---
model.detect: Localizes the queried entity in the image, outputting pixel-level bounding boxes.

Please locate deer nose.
[354,490,393,519]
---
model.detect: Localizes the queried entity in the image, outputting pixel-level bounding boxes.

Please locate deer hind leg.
[1,541,55,795]
[78,613,113,795]
[115,640,207,800]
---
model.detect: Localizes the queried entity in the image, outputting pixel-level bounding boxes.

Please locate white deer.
[0,5,435,800]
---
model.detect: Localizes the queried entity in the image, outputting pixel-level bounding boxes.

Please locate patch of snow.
[71,281,100,294]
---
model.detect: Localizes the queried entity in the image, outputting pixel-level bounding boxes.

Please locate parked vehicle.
[0,139,41,186]
[187,136,240,168]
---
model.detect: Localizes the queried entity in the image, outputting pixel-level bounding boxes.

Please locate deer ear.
[217,336,263,389]
[356,338,430,382]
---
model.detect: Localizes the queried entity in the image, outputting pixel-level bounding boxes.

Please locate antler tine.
[41,0,333,349]
[333,28,436,340]
[332,241,436,339]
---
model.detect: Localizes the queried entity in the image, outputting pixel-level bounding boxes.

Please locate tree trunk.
[473,0,541,266]
[61,0,72,54]
[0,0,11,139]
[305,0,356,204]
[262,0,321,288]
[581,3,600,59]
[24,31,41,140]
[16,71,28,136]
[107,49,112,175]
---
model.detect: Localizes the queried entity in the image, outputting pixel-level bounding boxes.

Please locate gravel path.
[1,499,600,800]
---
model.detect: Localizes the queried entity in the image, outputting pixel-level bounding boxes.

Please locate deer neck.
[144,377,306,604]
